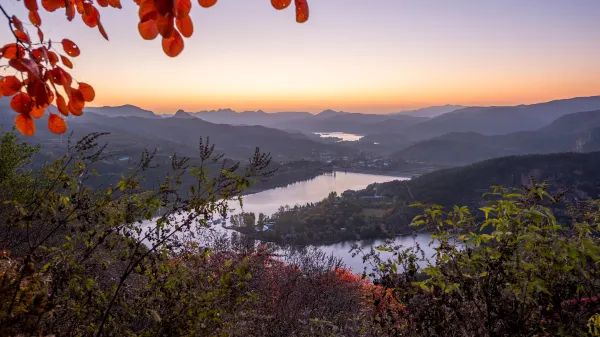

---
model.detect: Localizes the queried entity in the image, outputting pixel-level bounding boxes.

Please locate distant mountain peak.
[172,110,196,119]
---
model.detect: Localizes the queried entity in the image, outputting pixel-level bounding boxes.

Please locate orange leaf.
[47,50,59,66]
[29,10,42,26]
[11,16,24,31]
[15,113,35,136]
[98,22,109,40]
[78,83,95,102]
[156,14,175,38]
[14,30,30,44]
[155,0,174,16]
[61,39,80,57]
[162,30,184,57]
[271,0,291,10]
[109,0,122,8]
[56,93,69,116]
[41,0,63,12]
[68,100,83,116]
[2,44,25,59]
[97,0,109,7]
[138,20,159,40]
[31,49,43,62]
[139,0,157,21]
[69,89,85,110]
[60,55,73,69]
[10,58,41,79]
[48,114,67,134]
[24,0,38,11]
[10,93,33,114]
[0,76,22,96]
[174,0,191,18]
[198,0,217,8]
[30,105,45,118]
[66,1,75,20]
[295,0,309,23]
[82,4,99,27]
[26,79,50,107]
[176,16,193,38]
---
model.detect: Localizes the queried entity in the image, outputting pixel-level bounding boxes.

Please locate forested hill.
[255,152,600,244]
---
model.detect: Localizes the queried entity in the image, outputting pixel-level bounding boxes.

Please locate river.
[142,171,433,273]
[226,171,433,273]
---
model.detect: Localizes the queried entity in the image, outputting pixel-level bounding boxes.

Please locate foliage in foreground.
[1,129,600,336]
[361,182,600,336]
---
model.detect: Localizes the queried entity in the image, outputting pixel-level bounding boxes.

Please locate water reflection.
[314,132,364,142]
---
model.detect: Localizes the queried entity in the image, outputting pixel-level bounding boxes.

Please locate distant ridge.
[85,104,160,119]
[395,105,466,118]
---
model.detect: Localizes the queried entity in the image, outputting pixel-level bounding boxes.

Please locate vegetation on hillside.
[248,152,600,244]
[0,130,599,336]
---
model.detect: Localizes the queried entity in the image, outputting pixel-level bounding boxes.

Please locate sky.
[2,0,600,114]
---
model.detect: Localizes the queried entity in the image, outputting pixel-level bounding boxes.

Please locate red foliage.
[1,0,310,135]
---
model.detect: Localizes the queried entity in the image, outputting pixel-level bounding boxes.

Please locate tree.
[0,0,310,135]
[0,129,274,336]
[361,182,600,336]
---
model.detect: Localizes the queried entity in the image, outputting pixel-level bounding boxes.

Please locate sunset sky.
[2,0,600,114]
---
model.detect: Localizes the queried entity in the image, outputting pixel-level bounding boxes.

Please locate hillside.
[403,96,600,140]
[254,152,600,244]
[391,109,600,166]
[394,105,465,118]
[0,100,349,162]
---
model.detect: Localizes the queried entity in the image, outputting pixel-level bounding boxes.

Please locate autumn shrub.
[364,182,600,336]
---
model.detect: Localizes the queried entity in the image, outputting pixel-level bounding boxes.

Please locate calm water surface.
[146,172,434,272]
[229,171,406,216]
[314,132,363,142]
[228,172,433,272]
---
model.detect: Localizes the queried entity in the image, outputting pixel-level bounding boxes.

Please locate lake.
[229,171,406,216]
[227,171,433,272]
[314,132,363,142]
[143,171,433,273]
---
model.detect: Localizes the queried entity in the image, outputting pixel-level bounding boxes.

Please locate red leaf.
[10,93,33,114]
[295,0,309,23]
[176,16,193,38]
[11,16,24,31]
[37,27,44,41]
[56,93,69,116]
[68,99,83,116]
[9,58,41,79]
[271,0,291,10]
[162,30,184,57]
[47,50,59,66]
[98,22,109,40]
[78,82,95,102]
[41,0,63,12]
[61,39,80,57]
[138,20,159,40]
[24,0,39,11]
[109,0,122,8]
[15,113,35,136]
[30,105,45,118]
[0,76,22,96]
[69,88,85,110]
[139,0,157,21]
[198,0,217,8]
[82,4,99,27]
[48,113,67,134]
[60,55,73,69]
[97,0,109,7]
[174,0,191,18]
[29,10,42,26]
[156,14,175,38]
[2,44,25,59]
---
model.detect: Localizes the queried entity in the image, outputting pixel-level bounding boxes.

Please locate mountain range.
[391,109,600,166]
